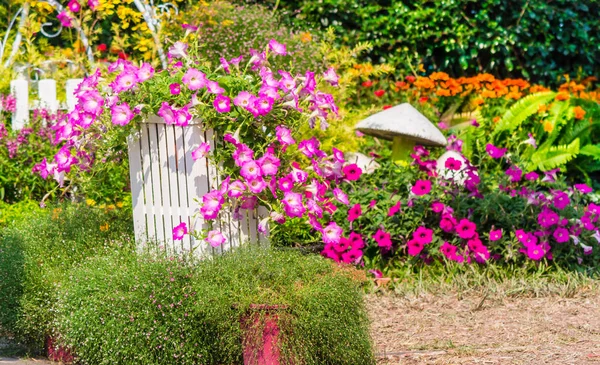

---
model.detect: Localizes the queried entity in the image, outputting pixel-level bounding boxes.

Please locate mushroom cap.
[355,103,447,146]
[345,152,380,174]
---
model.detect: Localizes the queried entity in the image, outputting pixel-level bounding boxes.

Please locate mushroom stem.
[391,136,415,162]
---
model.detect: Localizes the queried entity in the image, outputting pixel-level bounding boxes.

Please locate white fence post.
[65,79,83,112]
[128,117,264,256]
[10,78,28,130]
[38,79,58,113]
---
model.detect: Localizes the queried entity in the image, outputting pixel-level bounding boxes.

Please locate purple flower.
[322,222,343,244]
[173,222,188,240]
[322,67,339,86]
[213,95,231,113]
[282,192,305,217]
[57,11,73,27]
[456,219,476,239]
[523,133,537,149]
[168,41,188,59]
[192,143,211,161]
[505,165,523,182]
[275,126,295,147]
[169,83,181,95]
[268,39,287,56]
[553,227,570,243]
[485,143,507,159]
[542,168,560,183]
[574,184,592,194]
[333,188,349,205]
[111,102,134,126]
[68,0,81,12]
[206,230,226,247]
[552,191,570,210]
[489,229,502,241]
[182,68,207,90]
[524,172,539,181]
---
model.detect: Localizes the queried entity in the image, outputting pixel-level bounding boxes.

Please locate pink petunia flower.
[349,232,364,249]
[233,144,254,167]
[411,180,431,196]
[575,184,592,194]
[68,0,81,12]
[182,68,207,90]
[213,95,231,113]
[373,229,392,249]
[111,103,134,126]
[407,239,424,256]
[275,125,295,147]
[322,222,343,244]
[413,226,433,244]
[440,241,458,260]
[173,222,188,240]
[526,245,545,260]
[240,160,262,180]
[206,230,226,247]
[485,143,507,159]
[169,83,181,95]
[553,227,570,243]
[57,11,73,27]
[282,192,305,217]
[455,219,477,239]
[343,164,362,181]
[268,39,287,56]
[388,201,402,216]
[322,67,339,86]
[333,188,349,205]
[489,229,502,241]
[168,41,188,59]
[342,249,363,264]
[192,143,211,161]
[445,157,462,170]
[348,203,362,222]
[431,202,444,213]
[206,80,225,94]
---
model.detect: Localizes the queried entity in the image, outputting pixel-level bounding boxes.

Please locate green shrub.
[0,203,134,351]
[56,247,374,365]
[263,0,600,86]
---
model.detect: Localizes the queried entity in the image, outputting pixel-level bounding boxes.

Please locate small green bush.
[57,247,374,365]
[0,203,134,351]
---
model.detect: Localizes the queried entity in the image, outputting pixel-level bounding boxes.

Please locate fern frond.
[493,92,556,134]
[558,120,592,146]
[529,138,580,171]
[579,144,600,160]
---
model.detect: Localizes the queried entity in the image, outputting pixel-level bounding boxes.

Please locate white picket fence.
[9,77,83,130]
[127,117,267,255]
[10,77,266,255]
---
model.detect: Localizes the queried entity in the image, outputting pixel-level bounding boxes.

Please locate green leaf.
[529,138,580,171]
[579,144,600,160]
[493,92,556,134]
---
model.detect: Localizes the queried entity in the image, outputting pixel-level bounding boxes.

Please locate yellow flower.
[543,121,554,132]
[52,208,62,220]
[221,19,234,27]
[107,204,116,211]
[116,202,124,208]
[100,223,110,232]
[86,199,96,206]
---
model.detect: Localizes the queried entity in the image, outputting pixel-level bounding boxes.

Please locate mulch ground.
[368,292,600,364]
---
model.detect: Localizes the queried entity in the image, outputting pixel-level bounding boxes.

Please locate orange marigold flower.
[505,91,522,100]
[538,104,548,114]
[481,89,496,98]
[100,223,109,232]
[430,72,450,81]
[556,92,570,101]
[543,121,554,132]
[436,89,452,97]
[473,98,484,106]
[530,85,550,93]
[414,77,435,89]
[573,106,586,120]
[300,32,312,43]
[476,73,496,83]
[493,116,501,123]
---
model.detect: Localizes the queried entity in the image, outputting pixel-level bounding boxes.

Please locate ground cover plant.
[55,247,374,365]
[0,203,134,352]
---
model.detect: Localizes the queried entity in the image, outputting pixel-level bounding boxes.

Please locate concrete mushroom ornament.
[355,103,447,162]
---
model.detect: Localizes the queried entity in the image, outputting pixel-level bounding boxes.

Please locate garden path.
[369,292,600,364]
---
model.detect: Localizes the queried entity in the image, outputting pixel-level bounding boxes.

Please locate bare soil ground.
[368,292,600,364]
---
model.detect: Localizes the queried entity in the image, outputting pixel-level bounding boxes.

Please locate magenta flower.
[233,91,254,108]
[553,227,569,243]
[257,153,280,176]
[268,39,287,56]
[407,239,424,256]
[247,178,267,194]
[368,269,383,278]
[455,219,476,239]
[68,0,81,12]
[431,202,444,213]
[333,188,349,205]
[526,245,545,260]
[542,168,560,183]
[112,72,138,93]
[282,191,305,217]
[413,226,433,244]
[440,215,457,233]
[322,222,343,244]
[88,0,99,9]
[348,203,362,222]
[333,237,350,253]
[169,83,181,95]
[524,171,539,181]
[552,191,570,210]
[213,95,231,113]
[298,138,319,157]
[182,68,207,90]
[54,146,77,172]
[173,222,188,240]
[206,80,225,94]
[168,41,188,59]
[277,175,294,192]
[342,249,363,264]
[192,143,211,161]
[290,164,308,183]
[228,180,246,198]
[136,63,154,82]
[348,232,364,249]
[111,103,134,126]
[240,160,262,180]
[373,229,392,249]
[411,180,431,196]
[233,144,254,167]
[445,157,462,170]
[575,184,592,194]
[275,125,295,147]
[342,164,363,181]
[505,165,522,182]
[206,230,226,247]
[388,201,401,216]
[322,67,339,86]
[79,90,104,115]
[489,229,502,241]
[440,242,458,260]
[523,133,537,149]
[57,11,73,27]
[485,143,507,159]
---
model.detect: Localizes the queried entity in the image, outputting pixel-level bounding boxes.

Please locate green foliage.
[260,0,600,86]
[0,200,42,230]
[529,139,580,171]
[56,247,374,365]
[0,203,134,352]
[493,92,556,134]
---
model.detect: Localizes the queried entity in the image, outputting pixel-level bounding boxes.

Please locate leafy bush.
[169,1,324,73]
[56,247,374,365]
[0,200,43,230]
[266,0,600,86]
[0,203,134,351]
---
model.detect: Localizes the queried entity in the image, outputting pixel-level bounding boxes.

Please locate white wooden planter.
[127,116,267,256]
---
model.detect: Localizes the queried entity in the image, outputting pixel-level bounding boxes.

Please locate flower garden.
[1,0,600,364]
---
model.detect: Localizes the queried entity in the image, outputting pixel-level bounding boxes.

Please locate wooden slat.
[10,79,28,130]
[38,79,58,113]
[148,120,166,246]
[175,122,193,252]
[157,123,176,253]
[140,123,157,244]
[165,124,186,253]
[127,132,146,246]
[257,205,270,245]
